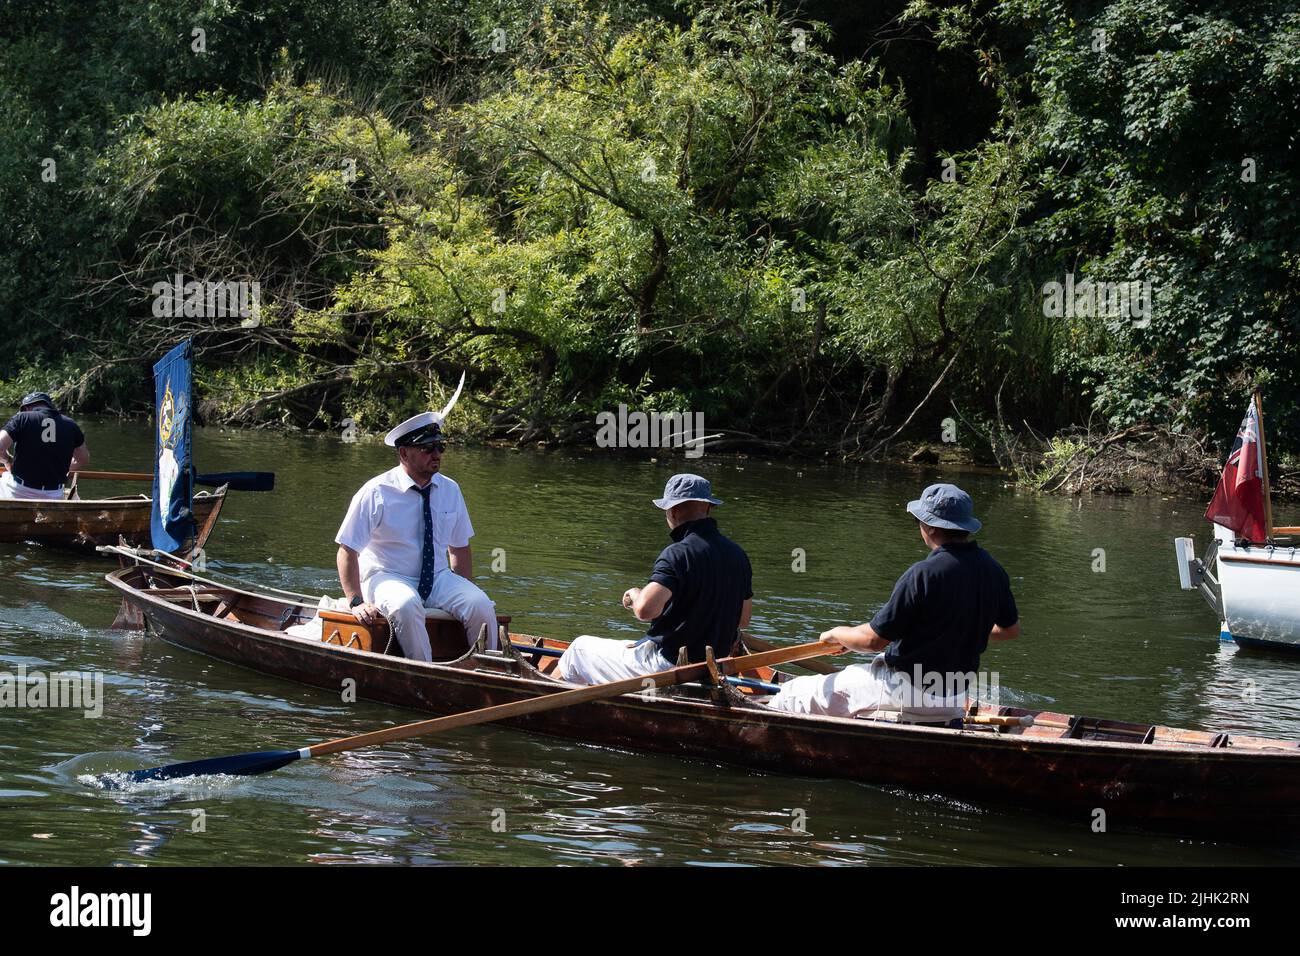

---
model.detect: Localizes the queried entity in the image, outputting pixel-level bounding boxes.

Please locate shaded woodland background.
[2,0,1297,489]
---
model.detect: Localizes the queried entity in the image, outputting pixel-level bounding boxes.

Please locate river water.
[3,419,1299,866]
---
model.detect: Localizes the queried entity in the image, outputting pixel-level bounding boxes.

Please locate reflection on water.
[1202,640,1300,734]
[2,417,1300,865]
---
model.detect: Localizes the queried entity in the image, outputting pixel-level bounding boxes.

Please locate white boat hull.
[1175,525,1300,650]
[1216,539,1300,649]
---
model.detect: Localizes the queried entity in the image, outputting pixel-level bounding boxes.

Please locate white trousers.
[763,654,968,720]
[557,636,672,685]
[363,569,497,662]
[0,472,65,500]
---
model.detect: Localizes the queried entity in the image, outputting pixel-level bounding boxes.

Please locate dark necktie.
[417,483,435,601]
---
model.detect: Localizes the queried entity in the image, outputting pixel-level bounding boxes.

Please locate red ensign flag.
[1205,399,1268,542]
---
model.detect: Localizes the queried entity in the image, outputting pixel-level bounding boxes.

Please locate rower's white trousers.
[0,472,65,500]
[363,569,498,661]
[557,636,671,685]
[763,654,967,720]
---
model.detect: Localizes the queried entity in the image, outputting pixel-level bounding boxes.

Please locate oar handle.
[0,465,152,481]
[740,631,841,674]
[965,714,1034,727]
[509,641,781,693]
[74,470,155,481]
[17,467,274,492]
[306,641,831,759]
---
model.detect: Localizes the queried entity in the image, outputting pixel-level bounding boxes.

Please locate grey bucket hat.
[906,482,982,533]
[653,473,723,510]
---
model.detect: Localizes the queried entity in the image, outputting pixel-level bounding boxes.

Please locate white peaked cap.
[383,370,466,447]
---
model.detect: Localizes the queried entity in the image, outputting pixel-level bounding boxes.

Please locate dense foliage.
[1,0,1296,466]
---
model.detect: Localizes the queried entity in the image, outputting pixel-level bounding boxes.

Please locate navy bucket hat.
[905,483,982,533]
[19,391,57,413]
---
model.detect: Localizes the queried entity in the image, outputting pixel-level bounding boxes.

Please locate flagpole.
[1255,387,1275,540]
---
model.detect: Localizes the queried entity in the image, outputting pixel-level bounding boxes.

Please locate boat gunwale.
[1219,552,1300,568]
[0,488,225,510]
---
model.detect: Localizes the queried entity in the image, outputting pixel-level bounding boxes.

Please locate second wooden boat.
[0,485,226,552]
[102,555,1300,836]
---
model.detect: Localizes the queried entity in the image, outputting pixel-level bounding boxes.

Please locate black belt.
[9,474,64,491]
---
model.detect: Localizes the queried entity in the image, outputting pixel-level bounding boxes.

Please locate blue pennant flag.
[151,341,195,553]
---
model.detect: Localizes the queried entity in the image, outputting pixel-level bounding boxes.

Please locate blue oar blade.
[103,749,302,789]
[195,471,276,492]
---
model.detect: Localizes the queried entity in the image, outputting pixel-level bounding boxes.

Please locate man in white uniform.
[334,387,498,660]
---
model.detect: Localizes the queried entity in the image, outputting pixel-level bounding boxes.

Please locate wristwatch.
[349,595,364,608]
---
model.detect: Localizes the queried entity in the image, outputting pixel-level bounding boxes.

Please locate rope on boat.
[99,544,322,607]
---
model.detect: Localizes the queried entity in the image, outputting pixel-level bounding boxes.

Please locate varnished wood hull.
[104,564,1300,835]
[0,488,225,551]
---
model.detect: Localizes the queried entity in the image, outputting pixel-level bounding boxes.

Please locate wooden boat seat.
[1148,726,1231,748]
[315,608,511,661]
[969,704,1250,748]
[150,589,228,611]
[148,587,230,600]
[425,614,511,661]
[1064,715,1157,743]
[1223,734,1300,751]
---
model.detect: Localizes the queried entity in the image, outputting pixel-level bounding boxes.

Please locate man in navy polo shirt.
[558,474,753,684]
[765,483,1019,719]
[0,392,90,500]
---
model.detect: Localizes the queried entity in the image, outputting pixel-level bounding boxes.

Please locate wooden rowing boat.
[0,486,226,552]
[104,559,1300,834]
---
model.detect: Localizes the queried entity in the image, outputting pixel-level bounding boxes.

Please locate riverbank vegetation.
[2,1,1296,494]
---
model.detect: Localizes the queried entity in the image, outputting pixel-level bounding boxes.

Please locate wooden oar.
[966,714,1034,727]
[102,641,832,788]
[740,631,840,675]
[0,465,275,492]
[509,641,781,693]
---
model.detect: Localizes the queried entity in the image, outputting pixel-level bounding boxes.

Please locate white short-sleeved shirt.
[335,466,474,583]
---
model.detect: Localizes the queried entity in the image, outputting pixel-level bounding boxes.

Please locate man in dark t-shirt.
[0,392,90,500]
[557,474,754,684]
[765,483,1019,719]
